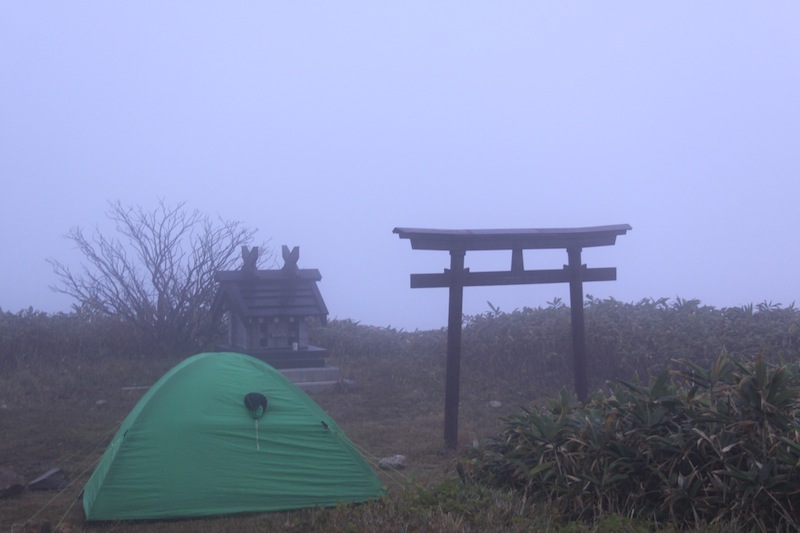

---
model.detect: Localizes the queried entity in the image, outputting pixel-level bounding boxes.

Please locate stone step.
[279,366,358,394]
[293,379,357,394]
[280,366,341,383]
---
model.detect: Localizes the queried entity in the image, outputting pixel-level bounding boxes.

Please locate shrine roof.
[393,224,631,251]
[212,268,328,320]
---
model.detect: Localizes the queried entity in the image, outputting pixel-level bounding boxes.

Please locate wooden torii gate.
[394,224,631,449]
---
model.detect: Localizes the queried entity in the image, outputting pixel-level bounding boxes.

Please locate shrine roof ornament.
[212,246,328,321]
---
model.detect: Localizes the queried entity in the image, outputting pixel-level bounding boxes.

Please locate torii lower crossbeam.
[394,225,631,449]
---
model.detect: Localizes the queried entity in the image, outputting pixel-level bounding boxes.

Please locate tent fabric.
[83,352,385,521]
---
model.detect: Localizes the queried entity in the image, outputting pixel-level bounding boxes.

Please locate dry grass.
[0,342,539,532]
[6,302,788,532]
[1,355,180,531]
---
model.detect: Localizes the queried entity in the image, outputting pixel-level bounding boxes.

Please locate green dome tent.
[83,352,385,521]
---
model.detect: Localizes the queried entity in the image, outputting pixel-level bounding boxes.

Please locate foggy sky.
[2,3,798,331]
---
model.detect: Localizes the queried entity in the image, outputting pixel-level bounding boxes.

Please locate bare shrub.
[48,200,270,355]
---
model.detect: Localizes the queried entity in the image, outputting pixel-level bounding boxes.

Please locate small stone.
[95,399,107,407]
[19,520,51,533]
[378,454,407,470]
[0,467,25,498]
[28,468,69,491]
[488,400,502,408]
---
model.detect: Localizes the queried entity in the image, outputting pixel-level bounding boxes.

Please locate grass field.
[1,331,554,532]
[3,302,799,532]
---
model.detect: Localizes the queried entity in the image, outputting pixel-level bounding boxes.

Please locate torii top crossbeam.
[393,225,631,250]
[394,224,631,450]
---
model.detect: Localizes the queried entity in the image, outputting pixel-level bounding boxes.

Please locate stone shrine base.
[213,347,351,393]
[254,346,329,369]
[279,365,356,394]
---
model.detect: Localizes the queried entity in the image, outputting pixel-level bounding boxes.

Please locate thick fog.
[1,3,798,330]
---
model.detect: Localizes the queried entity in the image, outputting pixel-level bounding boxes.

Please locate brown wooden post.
[444,249,466,449]
[567,247,589,402]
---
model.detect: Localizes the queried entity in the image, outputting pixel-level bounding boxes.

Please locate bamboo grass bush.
[457,297,800,398]
[0,307,144,371]
[459,354,800,531]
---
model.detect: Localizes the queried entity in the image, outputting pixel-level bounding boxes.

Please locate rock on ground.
[378,454,407,470]
[0,467,25,498]
[28,468,69,491]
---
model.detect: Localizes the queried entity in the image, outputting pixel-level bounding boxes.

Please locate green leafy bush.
[458,297,800,399]
[310,318,446,360]
[459,354,800,531]
[0,307,145,371]
[7,296,799,396]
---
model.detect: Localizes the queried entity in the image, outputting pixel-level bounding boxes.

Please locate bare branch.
[49,199,267,354]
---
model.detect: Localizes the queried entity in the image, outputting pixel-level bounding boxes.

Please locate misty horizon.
[2,3,798,331]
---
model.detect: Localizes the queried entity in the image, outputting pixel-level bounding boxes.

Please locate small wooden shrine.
[212,245,329,369]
